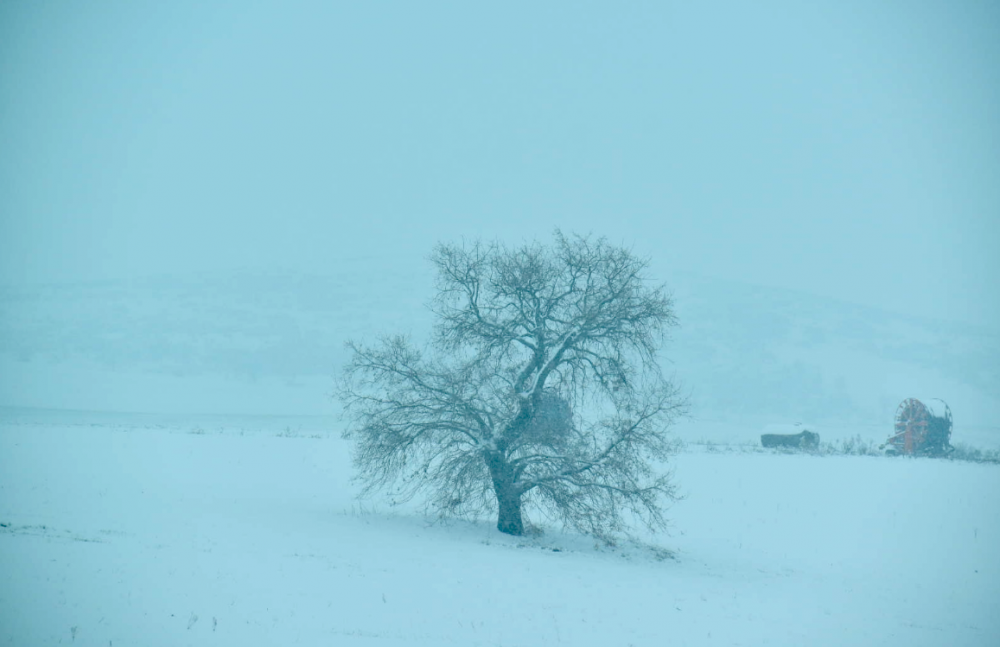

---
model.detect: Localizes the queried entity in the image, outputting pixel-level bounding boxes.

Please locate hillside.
[1,264,996,446]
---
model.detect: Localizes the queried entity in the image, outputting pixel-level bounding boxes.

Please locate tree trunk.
[495,486,524,536]
[485,451,524,536]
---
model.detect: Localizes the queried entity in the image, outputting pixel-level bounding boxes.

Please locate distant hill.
[1,264,997,437]
[666,271,999,427]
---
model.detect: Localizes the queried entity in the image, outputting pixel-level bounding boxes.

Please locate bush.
[949,443,1000,464]
[823,435,881,457]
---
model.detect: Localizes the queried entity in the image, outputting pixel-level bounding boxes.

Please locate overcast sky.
[1,0,997,326]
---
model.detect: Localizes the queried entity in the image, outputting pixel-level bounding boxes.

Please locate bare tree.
[337,232,684,542]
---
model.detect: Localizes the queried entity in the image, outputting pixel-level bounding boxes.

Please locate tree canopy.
[337,232,684,542]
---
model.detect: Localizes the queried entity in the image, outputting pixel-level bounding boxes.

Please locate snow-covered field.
[1,412,998,646]
[1,270,998,645]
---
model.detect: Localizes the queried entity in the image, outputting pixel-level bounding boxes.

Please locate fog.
[2,0,997,325]
[3,4,1000,645]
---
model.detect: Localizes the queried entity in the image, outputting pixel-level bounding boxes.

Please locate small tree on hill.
[337,232,684,542]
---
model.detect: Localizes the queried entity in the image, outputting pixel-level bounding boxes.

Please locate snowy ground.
[1,270,997,644]
[2,411,998,646]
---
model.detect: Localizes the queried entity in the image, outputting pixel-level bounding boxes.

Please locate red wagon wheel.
[890,398,930,455]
